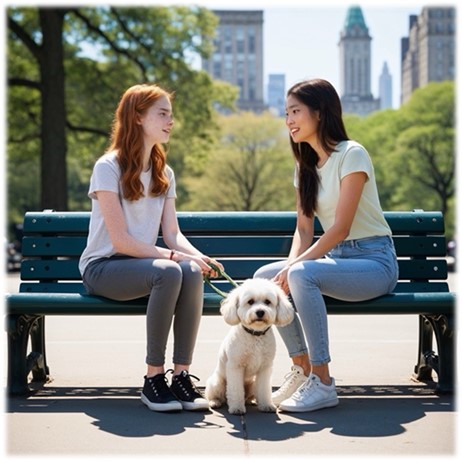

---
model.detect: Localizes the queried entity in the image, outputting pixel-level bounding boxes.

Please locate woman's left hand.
[201,256,224,278]
[273,265,291,295]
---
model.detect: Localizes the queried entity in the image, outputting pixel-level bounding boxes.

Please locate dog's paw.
[257,403,277,413]
[209,399,224,409]
[228,405,246,415]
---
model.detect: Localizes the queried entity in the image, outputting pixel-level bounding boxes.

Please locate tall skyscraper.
[202,10,265,113]
[401,7,455,104]
[379,62,393,110]
[267,74,285,117]
[338,6,380,116]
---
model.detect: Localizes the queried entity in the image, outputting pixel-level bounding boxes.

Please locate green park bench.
[5,210,455,396]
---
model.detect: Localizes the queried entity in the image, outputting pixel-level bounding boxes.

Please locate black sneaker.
[140,373,182,412]
[170,370,209,411]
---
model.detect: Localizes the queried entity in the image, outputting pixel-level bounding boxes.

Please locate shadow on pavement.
[6,384,455,440]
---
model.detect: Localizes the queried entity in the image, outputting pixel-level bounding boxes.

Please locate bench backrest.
[18,210,449,295]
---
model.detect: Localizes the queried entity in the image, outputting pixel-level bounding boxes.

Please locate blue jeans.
[254,235,399,365]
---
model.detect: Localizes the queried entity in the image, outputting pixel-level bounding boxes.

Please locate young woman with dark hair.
[255,78,398,412]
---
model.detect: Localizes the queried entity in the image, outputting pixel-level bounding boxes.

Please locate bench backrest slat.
[22,211,445,235]
[19,257,448,281]
[21,235,447,258]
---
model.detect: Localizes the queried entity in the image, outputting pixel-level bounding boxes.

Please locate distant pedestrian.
[79,83,223,412]
[255,78,399,412]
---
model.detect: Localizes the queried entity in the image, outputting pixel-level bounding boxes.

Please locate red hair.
[109,84,173,201]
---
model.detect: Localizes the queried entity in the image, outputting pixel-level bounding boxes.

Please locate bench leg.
[426,314,455,395]
[6,314,49,396]
[414,315,435,381]
[29,316,50,382]
[414,314,455,394]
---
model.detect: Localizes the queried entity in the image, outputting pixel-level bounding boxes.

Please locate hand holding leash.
[204,262,239,298]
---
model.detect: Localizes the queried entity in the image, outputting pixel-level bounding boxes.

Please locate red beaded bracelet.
[169,250,175,260]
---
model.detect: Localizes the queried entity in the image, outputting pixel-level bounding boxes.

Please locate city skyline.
[201,3,427,110]
[190,1,428,109]
[262,4,423,109]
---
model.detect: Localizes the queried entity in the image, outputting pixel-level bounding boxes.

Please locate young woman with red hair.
[79,84,222,412]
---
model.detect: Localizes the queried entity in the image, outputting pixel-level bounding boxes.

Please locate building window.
[213,62,221,78]
[224,54,233,82]
[236,26,245,54]
[224,26,232,54]
[248,26,255,53]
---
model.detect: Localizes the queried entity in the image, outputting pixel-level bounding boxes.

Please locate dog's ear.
[220,287,241,325]
[274,287,295,327]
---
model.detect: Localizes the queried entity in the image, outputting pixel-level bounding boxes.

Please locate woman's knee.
[254,261,285,279]
[149,260,183,287]
[254,267,270,279]
[179,260,203,286]
[288,261,318,288]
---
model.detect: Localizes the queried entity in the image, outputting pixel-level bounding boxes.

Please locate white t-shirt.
[294,140,391,240]
[79,152,176,275]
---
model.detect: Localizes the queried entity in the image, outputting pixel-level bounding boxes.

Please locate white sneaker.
[279,373,339,412]
[272,365,308,406]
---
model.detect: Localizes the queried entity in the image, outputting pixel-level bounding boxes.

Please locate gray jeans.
[83,256,204,367]
[254,235,399,365]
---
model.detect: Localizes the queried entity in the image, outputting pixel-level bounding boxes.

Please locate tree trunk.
[39,10,67,210]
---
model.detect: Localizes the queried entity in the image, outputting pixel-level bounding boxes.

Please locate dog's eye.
[248,299,255,305]
[264,299,272,305]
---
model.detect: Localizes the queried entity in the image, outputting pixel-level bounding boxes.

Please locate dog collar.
[242,325,271,336]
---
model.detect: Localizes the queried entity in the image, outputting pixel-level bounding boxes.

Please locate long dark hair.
[288,79,349,217]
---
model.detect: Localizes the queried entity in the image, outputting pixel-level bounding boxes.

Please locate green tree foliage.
[344,81,455,237]
[344,109,405,207]
[7,6,236,225]
[393,82,455,219]
[183,112,294,211]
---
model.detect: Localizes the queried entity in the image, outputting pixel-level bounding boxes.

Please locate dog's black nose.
[256,310,265,318]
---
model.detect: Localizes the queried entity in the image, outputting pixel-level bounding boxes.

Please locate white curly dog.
[205,278,294,415]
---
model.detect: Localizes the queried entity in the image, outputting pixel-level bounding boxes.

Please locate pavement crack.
[240,414,250,454]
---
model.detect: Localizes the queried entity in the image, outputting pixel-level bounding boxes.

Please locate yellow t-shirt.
[294,140,391,240]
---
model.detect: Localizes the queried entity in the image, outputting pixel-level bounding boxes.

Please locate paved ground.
[3,271,459,459]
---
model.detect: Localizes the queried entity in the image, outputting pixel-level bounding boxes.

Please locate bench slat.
[6,291,454,316]
[19,258,448,281]
[22,210,445,235]
[21,235,447,258]
[18,280,450,294]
